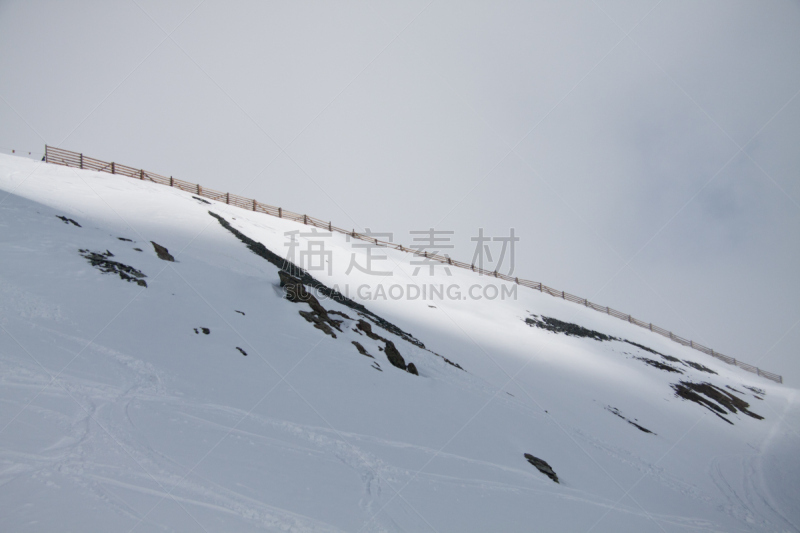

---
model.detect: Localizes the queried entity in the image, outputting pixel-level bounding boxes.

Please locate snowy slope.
[1,153,798,532]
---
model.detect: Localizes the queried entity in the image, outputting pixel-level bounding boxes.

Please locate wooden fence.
[43,145,782,384]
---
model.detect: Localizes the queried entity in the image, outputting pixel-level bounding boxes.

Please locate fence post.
[253,199,257,211]
[226,193,230,204]
[669,332,674,340]
[606,306,609,314]
[278,207,282,218]
[329,222,332,231]
[140,169,144,180]
[111,162,115,174]
[170,176,174,187]
[690,340,694,348]
[198,184,202,195]
[649,323,652,331]
[79,152,83,169]
[561,290,565,299]
[303,214,307,224]
[515,277,519,284]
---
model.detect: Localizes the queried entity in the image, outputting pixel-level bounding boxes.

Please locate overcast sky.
[1,0,799,384]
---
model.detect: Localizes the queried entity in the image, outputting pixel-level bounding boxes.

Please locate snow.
[1,153,798,532]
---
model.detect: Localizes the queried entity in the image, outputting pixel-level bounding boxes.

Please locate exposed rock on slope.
[79,249,147,287]
[151,241,175,261]
[524,454,559,483]
[672,381,764,424]
[210,211,424,348]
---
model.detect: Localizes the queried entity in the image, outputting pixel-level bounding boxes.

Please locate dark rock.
[192,196,211,205]
[383,341,407,371]
[201,327,210,334]
[743,385,766,397]
[605,406,654,434]
[351,341,373,358]
[210,211,424,348]
[56,215,81,227]
[525,315,615,342]
[299,310,337,338]
[672,381,763,424]
[236,347,247,356]
[79,249,146,287]
[634,356,683,374]
[683,360,717,374]
[356,319,415,373]
[235,310,245,316]
[280,271,342,339]
[133,248,142,252]
[356,319,383,341]
[118,237,133,242]
[406,362,419,375]
[524,454,559,483]
[151,241,175,261]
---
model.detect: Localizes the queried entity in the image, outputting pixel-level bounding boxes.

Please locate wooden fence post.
[170,176,174,187]
[561,290,565,299]
[198,184,202,195]
[649,323,653,331]
[111,162,115,174]
[278,208,282,218]
[303,214,307,224]
[226,193,230,204]
[329,222,332,231]
[253,199,257,211]
[79,152,83,169]
[140,169,144,180]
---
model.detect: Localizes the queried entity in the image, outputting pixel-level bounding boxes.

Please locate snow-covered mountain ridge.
[1,153,798,532]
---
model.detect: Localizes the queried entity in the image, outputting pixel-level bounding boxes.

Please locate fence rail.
[43,145,782,384]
